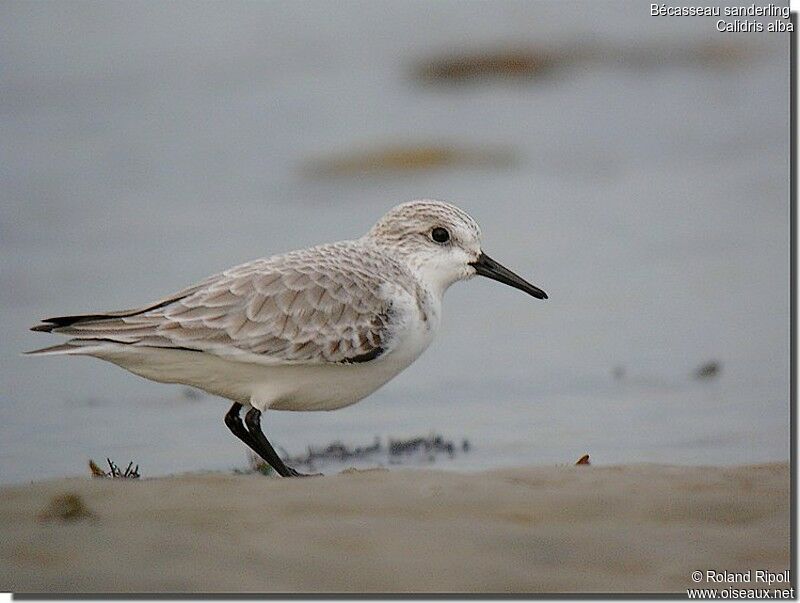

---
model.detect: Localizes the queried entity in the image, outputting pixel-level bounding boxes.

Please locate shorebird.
[28,200,547,477]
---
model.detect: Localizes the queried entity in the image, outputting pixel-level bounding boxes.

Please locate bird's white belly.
[96,298,438,412]
[258,306,437,411]
[255,356,414,411]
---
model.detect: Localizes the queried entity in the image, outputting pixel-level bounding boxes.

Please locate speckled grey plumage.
[36,240,422,364]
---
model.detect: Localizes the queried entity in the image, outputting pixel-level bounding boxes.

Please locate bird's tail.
[26,283,207,355]
[23,339,114,357]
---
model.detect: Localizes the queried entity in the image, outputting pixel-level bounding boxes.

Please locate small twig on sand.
[88,458,140,479]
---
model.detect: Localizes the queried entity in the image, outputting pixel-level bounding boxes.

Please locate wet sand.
[0,463,789,594]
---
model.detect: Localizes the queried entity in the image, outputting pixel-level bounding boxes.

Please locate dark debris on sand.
[38,493,96,522]
[89,458,140,479]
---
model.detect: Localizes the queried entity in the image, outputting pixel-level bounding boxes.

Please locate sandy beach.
[0,462,789,594]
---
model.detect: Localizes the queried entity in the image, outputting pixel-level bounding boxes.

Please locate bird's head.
[364,199,547,300]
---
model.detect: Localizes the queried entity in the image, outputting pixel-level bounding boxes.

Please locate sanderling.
[28,200,547,477]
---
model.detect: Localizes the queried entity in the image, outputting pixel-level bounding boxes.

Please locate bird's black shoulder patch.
[340,347,385,364]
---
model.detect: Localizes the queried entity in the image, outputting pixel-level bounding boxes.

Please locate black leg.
[242,407,316,478]
[225,403,297,476]
[224,403,260,452]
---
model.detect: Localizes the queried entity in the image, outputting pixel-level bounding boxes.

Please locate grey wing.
[34,258,397,365]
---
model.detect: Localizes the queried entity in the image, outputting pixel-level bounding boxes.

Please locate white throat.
[411,261,464,301]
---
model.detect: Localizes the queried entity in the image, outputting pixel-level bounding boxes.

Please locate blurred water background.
[0,1,789,483]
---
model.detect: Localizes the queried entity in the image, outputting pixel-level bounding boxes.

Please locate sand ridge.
[0,463,790,593]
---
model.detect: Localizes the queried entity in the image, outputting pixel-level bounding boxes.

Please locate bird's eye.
[431,227,450,244]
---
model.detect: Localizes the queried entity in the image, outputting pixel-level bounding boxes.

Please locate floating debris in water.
[694,361,721,380]
[575,454,591,466]
[38,493,96,522]
[612,366,626,380]
[414,42,755,85]
[284,436,382,469]
[89,458,140,479]
[415,48,565,83]
[388,433,456,462]
[304,145,515,177]
[242,433,469,474]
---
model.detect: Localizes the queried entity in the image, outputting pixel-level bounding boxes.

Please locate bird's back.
[29,240,428,365]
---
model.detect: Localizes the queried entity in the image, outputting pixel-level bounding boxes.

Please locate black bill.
[470,252,548,300]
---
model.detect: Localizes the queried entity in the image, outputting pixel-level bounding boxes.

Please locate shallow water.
[0,2,789,484]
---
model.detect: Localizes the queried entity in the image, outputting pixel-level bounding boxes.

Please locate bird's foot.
[285,466,323,478]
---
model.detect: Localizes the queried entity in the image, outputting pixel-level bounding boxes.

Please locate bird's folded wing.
[41,255,398,365]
